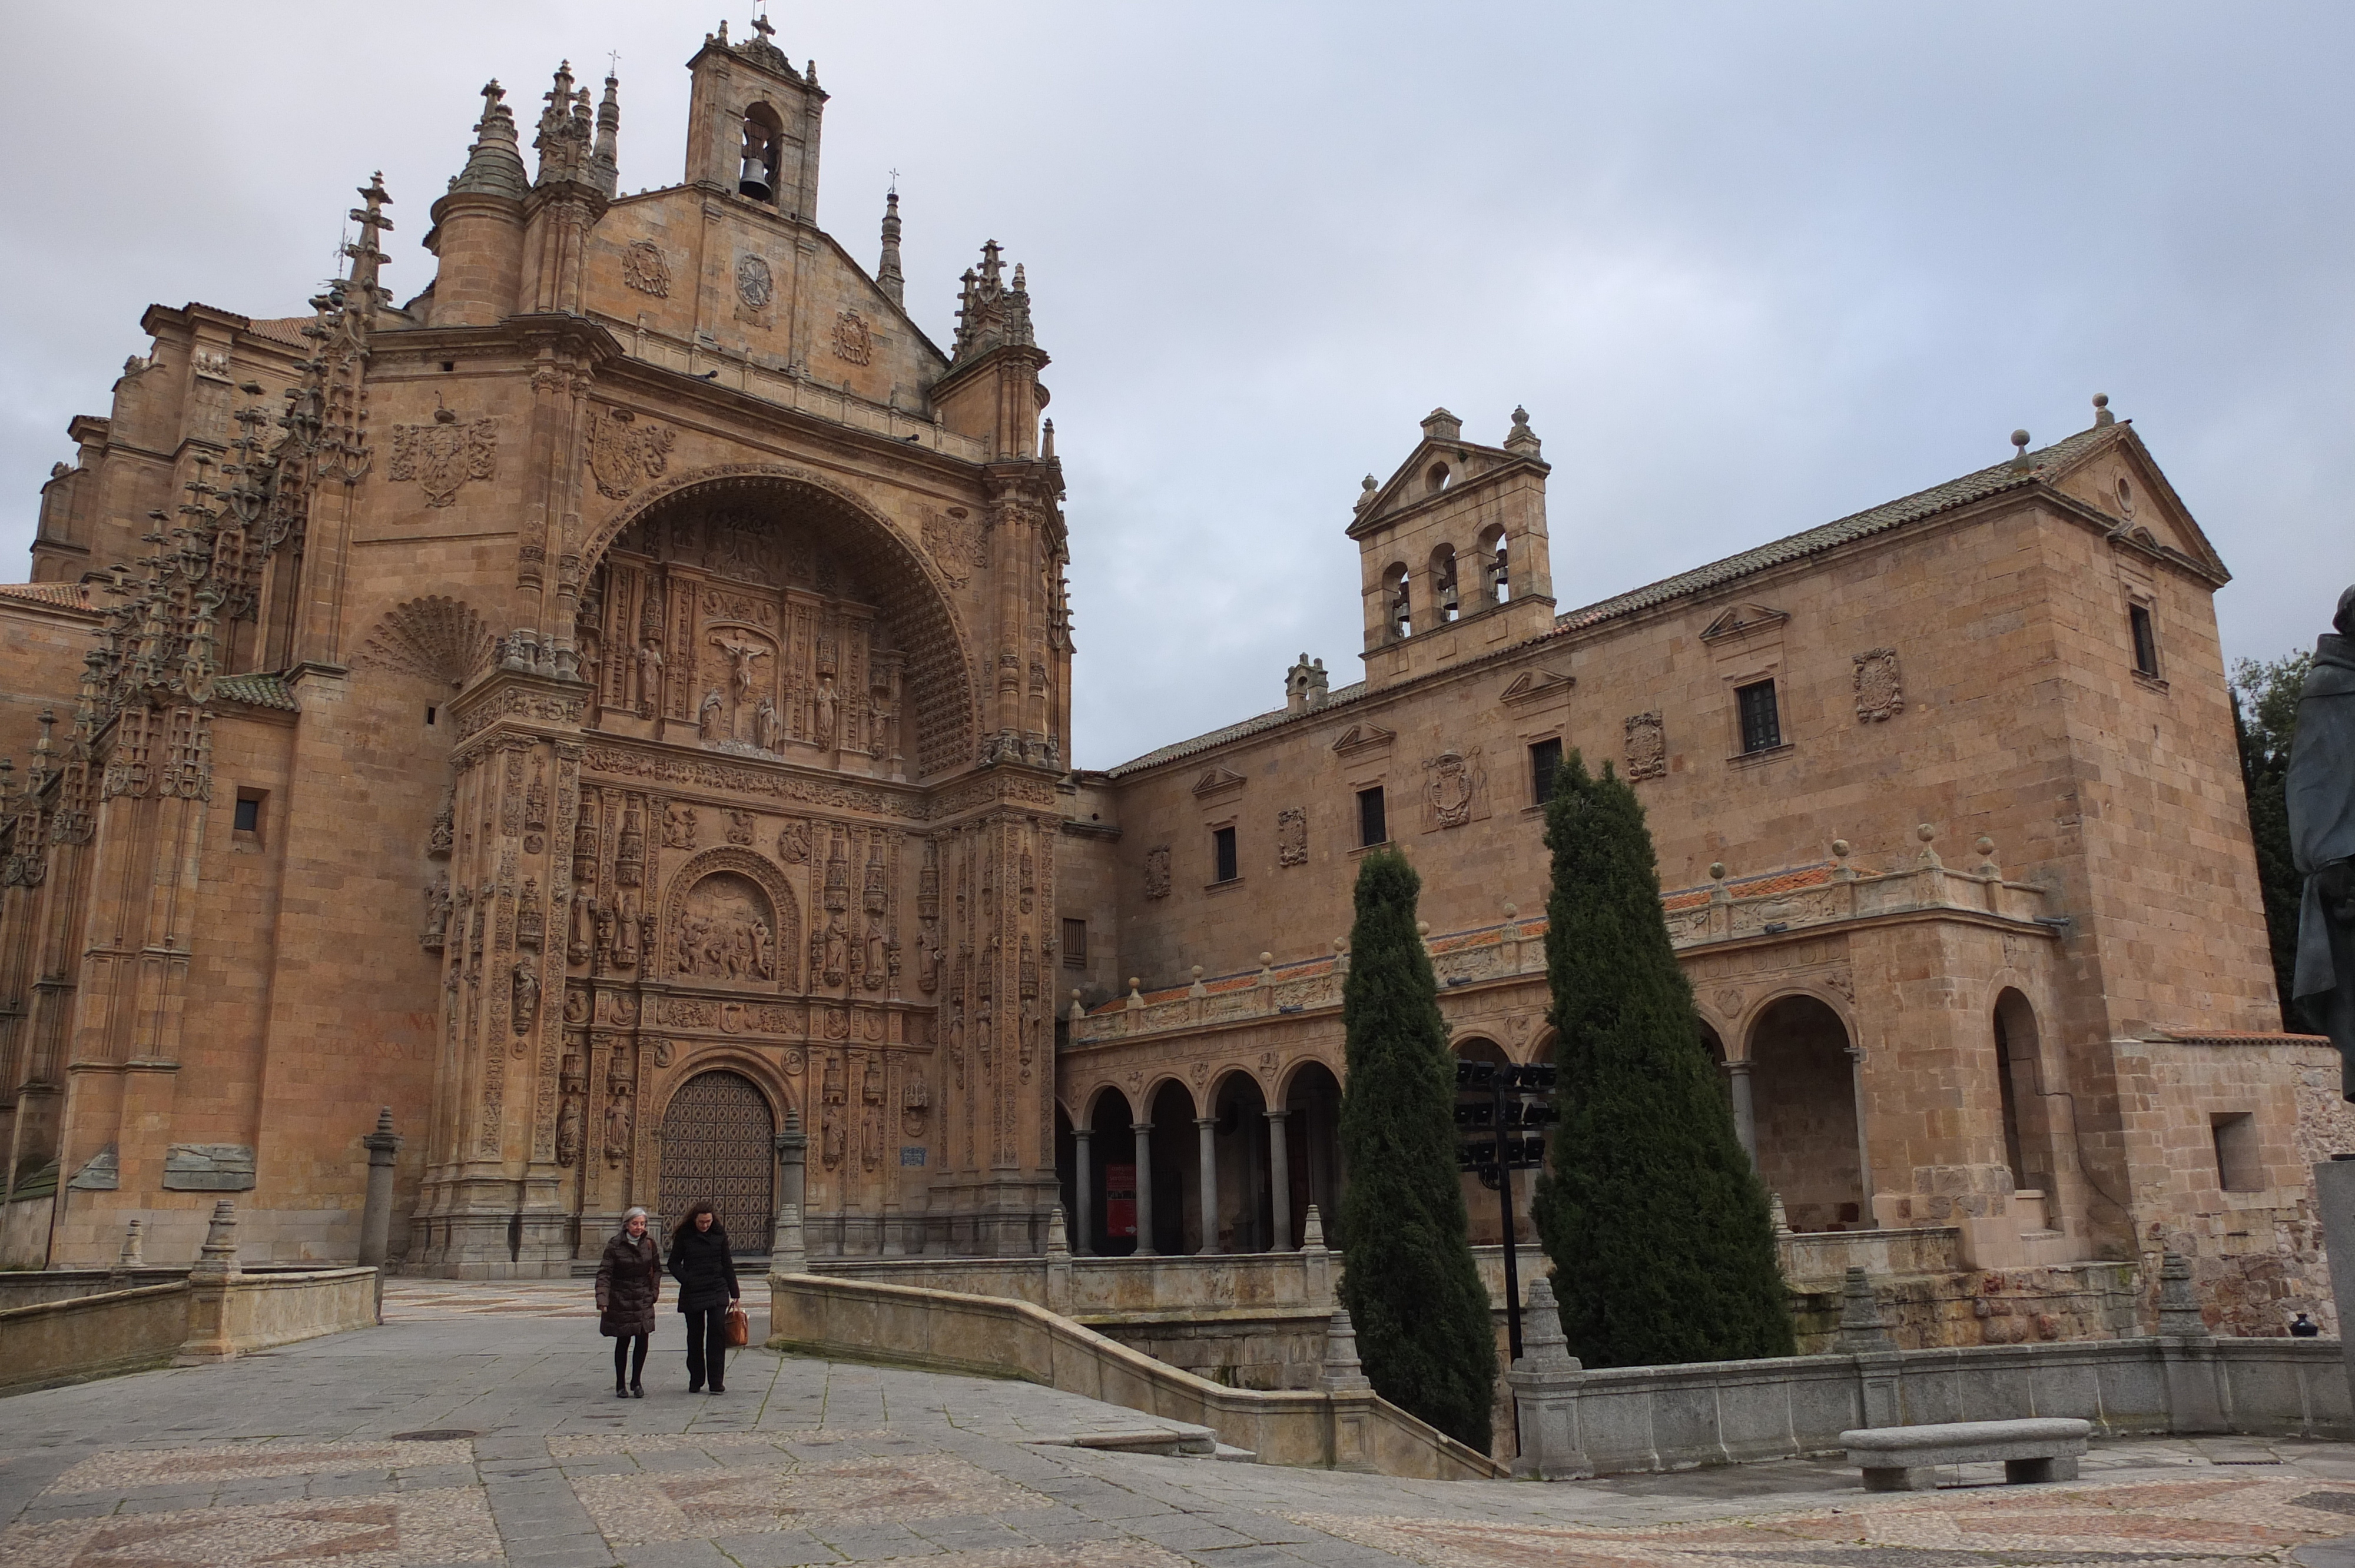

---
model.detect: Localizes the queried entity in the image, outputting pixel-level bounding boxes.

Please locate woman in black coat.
[666,1201,740,1393]
[596,1207,661,1398]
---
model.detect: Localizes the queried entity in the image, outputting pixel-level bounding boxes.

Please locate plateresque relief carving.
[832,309,874,366]
[388,411,497,507]
[1276,807,1308,867]
[587,409,676,501]
[1624,711,1667,780]
[672,871,778,983]
[1421,747,1485,830]
[1143,845,1172,900]
[622,239,671,297]
[1853,647,1905,723]
[920,507,982,588]
[354,595,496,690]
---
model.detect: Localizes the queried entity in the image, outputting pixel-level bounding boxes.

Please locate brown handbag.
[723,1303,750,1348]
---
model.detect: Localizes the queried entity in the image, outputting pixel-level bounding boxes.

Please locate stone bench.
[1839,1417,2091,1491]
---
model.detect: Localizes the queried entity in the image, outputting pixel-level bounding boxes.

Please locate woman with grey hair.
[596,1207,661,1397]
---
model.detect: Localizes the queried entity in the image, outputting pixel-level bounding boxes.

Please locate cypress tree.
[1530,752,1795,1367]
[1336,848,1497,1452]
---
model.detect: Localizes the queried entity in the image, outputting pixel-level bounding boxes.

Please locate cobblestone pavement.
[7,1285,2355,1568]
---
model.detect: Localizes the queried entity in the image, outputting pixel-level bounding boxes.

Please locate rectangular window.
[2212,1112,2260,1192]
[1356,786,1387,848]
[1529,737,1563,806]
[233,792,264,836]
[1062,918,1087,968]
[2129,603,2160,677]
[1735,679,1782,754]
[1212,825,1239,884]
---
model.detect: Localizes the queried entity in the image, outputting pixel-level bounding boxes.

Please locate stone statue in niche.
[672,872,778,983]
[568,895,592,965]
[1624,711,1667,781]
[712,634,769,708]
[917,921,941,994]
[603,1082,633,1167]
[860,1054,885,1171]
[901,1072,929,1137]
[821,1053,847,1170]
[698,690,725,743]
[555,1095,583,1167]
[635,643,663,716]
[754,696,783,753]
[516,878,544,949]
[421,878,450,951]
[726,809,755,846]
[813,676,839,752]
[662,802,697,850]
[512,959,540,1037]
[947,995,966,1087]
[428,800,454,857]
[821,915,850,989]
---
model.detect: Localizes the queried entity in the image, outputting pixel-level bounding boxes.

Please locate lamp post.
[1455,1058,1559,1362]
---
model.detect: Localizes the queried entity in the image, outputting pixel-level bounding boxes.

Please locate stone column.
[2318,1158,2355,1412]
[359,1108,402,1269]
[773,1110,809,1273]
[178,1201,243,1365]
[1723,1062,1757,1168]
[1195,1116,1220,1255]
[1072,1128,1093,1256]
[1847,1044,1876,1214]
[1266,1109,1292,1251]
[1132,1121,1156,1257]
[1505,1277,1593,1480]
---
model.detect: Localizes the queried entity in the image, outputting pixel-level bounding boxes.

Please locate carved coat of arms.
[1422,748,1483,829]
[833,309,873,365]
[388,411,496,507]
[587,408,676,500]
[1853,648,1905,723]
[1624,711,1667,780]
[1143,846,1172,900]
[921,509,981,587]
[622,240,671,297]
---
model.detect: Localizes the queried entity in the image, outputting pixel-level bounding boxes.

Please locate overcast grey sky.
[1,4,2346,768]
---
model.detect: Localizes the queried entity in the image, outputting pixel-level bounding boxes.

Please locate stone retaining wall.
[767,1270,1505,1480]
[0,1266,380,1394]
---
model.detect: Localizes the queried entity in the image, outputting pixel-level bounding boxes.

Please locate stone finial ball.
[1260,951,1273,965]
[2092,393,2109,410]
[1128,976,1140,989]
[1976,835,1996,855]
[1917,823,1936,842]
[1334,936,1346,951]
[1831,839,1851,857]
[1190,965,1203,979]
[1070,989,1081,1001]
[1502,901,1517,919]
[2011,430,2031,448]
[1415,922,1429,936]
[1709,862,1727,880]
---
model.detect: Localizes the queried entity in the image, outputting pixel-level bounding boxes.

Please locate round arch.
[656,845,804,991]
[581,465,979,779]
[654,1063,781,1250]
[1272,1052,1344,1108]
[1745,992,1865,1233]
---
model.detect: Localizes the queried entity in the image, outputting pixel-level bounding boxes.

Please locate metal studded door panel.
[659,1070,775,1252]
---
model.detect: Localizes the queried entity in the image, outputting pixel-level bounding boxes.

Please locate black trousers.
[611,1333,648,1387]
[683,1305,729,1389]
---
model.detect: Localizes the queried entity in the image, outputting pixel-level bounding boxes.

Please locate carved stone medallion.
[388,413,496,507]
[735,254,774,311]
[1853,648,1905,723]
[587,409,676,501]
[1624,711,1667,780]
[622,240,671,297]
[921,508,981,588]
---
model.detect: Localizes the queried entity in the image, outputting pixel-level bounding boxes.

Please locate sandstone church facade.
[0,21,2333,1335]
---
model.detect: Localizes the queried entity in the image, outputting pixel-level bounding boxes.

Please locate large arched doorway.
[1209,1070,1272,1253]
[1747,996,1865,1232]
[659,1069,776,1252]
[1992,988,2061,1218]
[1084,1087,1137,1256]
[1148,1080,1202,1255]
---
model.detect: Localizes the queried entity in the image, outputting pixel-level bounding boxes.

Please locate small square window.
[1062,918,1087,969]
[1212,825,1239,884]
[2129,603,2160,677]
[1356,786,1387,848]
[2212,1112,2260,1192]
[1736,679,1782,754]
[233,793,263,836]
[1529,737,1563,806]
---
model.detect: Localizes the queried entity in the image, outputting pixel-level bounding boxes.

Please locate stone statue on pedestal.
[2290,585,2355,1096]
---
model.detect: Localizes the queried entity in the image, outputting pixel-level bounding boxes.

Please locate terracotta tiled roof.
[1104,425,2123,778]
[244,315,314,348]
[0,581,99,613]
[214,673,298,711]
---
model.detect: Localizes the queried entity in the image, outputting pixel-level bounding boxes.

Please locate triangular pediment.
[1330,722,1397,758]
[1348,411,1548,538]
[1499,667,1575,706]
[1190,765,1248,799]
[2045,426,2230,582]
[1700,602,1790,642]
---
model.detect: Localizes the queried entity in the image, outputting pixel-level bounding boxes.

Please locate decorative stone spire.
[2008,428,2032,473]
[592,72,622,199]
[1517,1277,1579,1370]
[951,241,1036,360]
[191,1199,242,1283]
[877,190,905,307]
[345,174,394,304]
[450,81,529,201]
[1833,1265,1895,1352]
[533,62,595,187]
[2092,392,2115,427]
[1318,1307,1373,1390]
[2158,1251,2210,1337]
[1504,404,1543,458]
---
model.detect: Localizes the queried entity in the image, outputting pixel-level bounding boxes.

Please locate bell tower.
[684,16,827,221]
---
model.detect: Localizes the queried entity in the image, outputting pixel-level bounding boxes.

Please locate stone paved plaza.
[8,1285,2355,1567]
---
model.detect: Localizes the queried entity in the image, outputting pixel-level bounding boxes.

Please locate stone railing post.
[2156,1249,2226,1434]
[1505,1277,1593,1479]
[1833,1266,1895,1353]
[359,1107,402,1268]
[1045,1203,1073,1313]
[105,1218,144,1287]
[773,1110,810,1272]
[178,1200,243,1364]
[1300,1204,1332,1307]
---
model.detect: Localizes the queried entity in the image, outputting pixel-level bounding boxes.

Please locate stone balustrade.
[1071,831,2052,1047]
